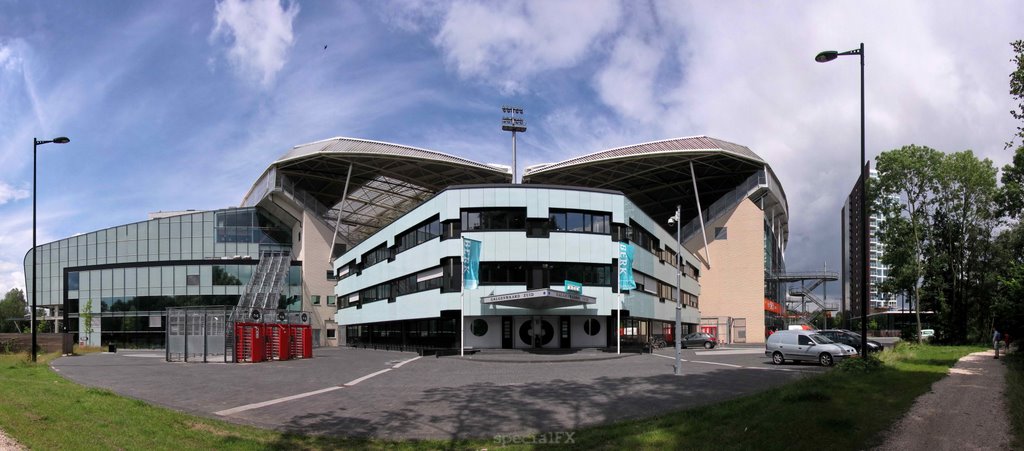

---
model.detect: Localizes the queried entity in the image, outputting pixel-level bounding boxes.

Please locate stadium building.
[25,135,788,349]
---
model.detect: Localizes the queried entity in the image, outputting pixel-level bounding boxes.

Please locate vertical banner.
[618,242,636,291]
[463,238,481,290]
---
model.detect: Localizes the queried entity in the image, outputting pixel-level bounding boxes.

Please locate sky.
[1,1,1022,303]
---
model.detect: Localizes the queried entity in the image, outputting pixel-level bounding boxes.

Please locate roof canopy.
[244,138,510,249]
[523,136,787,241]
[243,135,788,253]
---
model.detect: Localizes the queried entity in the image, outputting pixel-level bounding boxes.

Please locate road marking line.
[214,386,343,416]
[690,360,743,368]
[695,349,767,356]
[392,356,421,368]
[343,368,392,386]
[651,353,689,362]
[216,356,423,416]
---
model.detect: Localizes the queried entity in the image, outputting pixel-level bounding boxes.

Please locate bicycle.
[649,337,667,350]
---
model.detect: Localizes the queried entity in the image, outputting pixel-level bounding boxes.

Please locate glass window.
[583,318,601,336]
[212,266,241,286]
[548,209,612,234]
[362,243,389,268]
[470,319,488,336]
[715,227,728,240]
[460,209,526,231]
[566,212,585,232]
[186,275,200,286]
[395,216,441,253]
[68,272,80,291]
[311,295,321,305]
[327,295,336,306]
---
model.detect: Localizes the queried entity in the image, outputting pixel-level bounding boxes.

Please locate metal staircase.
[776,270,840,327]
[237,250,292,311]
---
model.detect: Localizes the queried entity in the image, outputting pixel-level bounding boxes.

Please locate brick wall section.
[685,199,767,343]
[0,333,71,353]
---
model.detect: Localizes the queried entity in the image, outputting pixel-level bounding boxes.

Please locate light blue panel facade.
[334,185,704,333]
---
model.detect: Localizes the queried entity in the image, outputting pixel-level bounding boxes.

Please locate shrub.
[900,325,918,342]
[837,354,884,373]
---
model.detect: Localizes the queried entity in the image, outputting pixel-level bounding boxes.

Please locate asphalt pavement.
[51,345,820,440]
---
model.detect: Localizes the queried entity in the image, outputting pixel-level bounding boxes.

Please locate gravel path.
[874,349,1012,451]
[0,427,26,451]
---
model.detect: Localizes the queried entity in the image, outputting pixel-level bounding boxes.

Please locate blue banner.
[618,242,636,291]
[463,238,481,290]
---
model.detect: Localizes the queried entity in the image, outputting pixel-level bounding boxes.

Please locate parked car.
[817,329,883,353]
[765,330,858,366]
[920,329,935,340]
[680,332,717,349]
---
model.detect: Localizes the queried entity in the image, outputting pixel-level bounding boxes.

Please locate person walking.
[993,328,1002,359]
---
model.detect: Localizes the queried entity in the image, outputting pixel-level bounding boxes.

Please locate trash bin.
[108,344,117,353]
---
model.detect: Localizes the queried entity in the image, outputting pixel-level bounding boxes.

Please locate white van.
[765,330,858,366]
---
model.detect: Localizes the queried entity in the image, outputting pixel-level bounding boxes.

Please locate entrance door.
[501,316,513,349]
[560,316,571,348]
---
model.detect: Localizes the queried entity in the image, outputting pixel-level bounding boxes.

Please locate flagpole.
[617,293,621,355]
[461,236,465,357]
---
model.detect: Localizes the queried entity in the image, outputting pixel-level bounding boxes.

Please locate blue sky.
[1,1,1022,301]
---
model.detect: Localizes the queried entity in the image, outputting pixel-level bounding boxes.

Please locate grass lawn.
[0,344,983,450]
[1005,349,1024,450]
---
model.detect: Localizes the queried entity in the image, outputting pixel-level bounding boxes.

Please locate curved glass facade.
[25,207,300,347]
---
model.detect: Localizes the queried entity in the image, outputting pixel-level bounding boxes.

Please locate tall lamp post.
[668,205,682,375]
[816,43,868,358]
[32,136,71,362]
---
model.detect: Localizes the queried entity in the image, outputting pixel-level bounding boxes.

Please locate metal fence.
[166,306,231,363]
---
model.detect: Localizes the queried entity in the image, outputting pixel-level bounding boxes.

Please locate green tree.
[875,144,943,343]
[930,151,999,342]
[1009,40,1024,148]
[998,146,1024,219]
[82,299,94,344]
[990,223,1024,340]
[0,288,28,333]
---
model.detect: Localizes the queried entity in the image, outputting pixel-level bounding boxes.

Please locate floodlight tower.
[501,106,526,184]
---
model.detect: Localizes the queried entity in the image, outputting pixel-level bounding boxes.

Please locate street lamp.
[668,206,682,375]
[501,106,526,184]
[816,43,869,358]
[32,136,70,362]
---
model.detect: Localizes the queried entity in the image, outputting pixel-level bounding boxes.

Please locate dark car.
[818,329,883,353]
[680,332,717,349]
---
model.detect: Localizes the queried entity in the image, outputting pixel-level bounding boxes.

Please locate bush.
[900,325,918,342]
[836,354,884,373]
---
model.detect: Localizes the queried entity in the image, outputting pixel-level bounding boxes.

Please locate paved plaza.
[51,346,825,440]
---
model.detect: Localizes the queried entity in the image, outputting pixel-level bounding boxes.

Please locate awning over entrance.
[481,289,597,310]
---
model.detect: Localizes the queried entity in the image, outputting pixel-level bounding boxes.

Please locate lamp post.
[668,205,682,375]
[501,106,526,184]
[32,136,70,362]
[816,43,868,358]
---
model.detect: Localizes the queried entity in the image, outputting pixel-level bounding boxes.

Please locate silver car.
[765,330,858,366]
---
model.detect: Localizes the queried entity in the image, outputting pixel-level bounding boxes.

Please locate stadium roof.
[242,137,510,249]
[523,136,788,245]
[244,135,788,254]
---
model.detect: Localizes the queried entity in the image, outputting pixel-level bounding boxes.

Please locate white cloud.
[594,35,665,123]
[0,43,19,71]
[0,182,29,205]
[430,0,621,93]
[0,261,25,294]
[410,1,1023,288]
[211,0,300,88]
